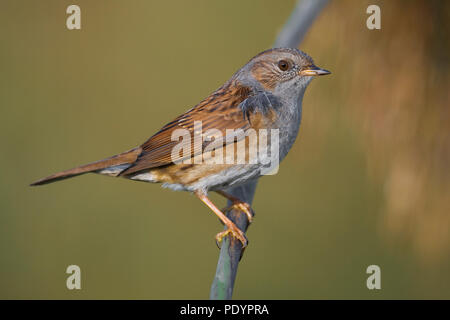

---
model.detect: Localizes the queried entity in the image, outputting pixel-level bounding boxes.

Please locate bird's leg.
[195,190,248,249]
[215,190,255,224]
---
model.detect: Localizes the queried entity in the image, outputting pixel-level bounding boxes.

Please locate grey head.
[235,47,330,101]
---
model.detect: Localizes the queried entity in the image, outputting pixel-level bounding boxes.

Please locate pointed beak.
[300,65,331,76]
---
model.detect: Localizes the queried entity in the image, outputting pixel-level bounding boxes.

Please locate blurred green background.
[1,0,449,299]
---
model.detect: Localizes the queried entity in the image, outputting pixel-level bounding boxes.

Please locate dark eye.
[277,60,290,71]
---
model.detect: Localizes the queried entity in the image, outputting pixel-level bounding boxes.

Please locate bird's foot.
[222,202,255,224]
[215,225,248,249]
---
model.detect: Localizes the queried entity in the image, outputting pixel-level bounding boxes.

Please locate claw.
[215,226,248,249]
[222,202,255,224]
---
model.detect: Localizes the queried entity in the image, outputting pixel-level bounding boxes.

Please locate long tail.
[30,147,142,186]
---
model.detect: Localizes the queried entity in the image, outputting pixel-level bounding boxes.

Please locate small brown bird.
[31,48,330,248]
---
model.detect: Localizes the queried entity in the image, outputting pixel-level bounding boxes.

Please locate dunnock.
[31,48,330,247]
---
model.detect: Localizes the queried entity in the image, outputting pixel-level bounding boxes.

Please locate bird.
[30,47,330,248]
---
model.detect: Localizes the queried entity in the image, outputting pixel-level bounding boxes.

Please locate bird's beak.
[300,65,331,76]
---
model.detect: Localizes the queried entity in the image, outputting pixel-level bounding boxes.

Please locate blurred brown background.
[0,0,449,299]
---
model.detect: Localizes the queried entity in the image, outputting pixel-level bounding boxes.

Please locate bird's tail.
[30,147,142,186]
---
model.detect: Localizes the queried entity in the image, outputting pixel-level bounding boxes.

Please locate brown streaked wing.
[120,81,253,175]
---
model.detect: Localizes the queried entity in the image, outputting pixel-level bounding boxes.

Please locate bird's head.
[238,47,330,98]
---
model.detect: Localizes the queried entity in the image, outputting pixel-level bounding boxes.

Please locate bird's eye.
[277,60,290,71]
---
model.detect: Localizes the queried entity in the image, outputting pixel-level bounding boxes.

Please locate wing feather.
[120,81,253,175]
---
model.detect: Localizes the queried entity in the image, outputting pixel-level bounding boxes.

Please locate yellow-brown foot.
[215,225,248,249]
[222,202,254,224]
[194,190,249,250]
